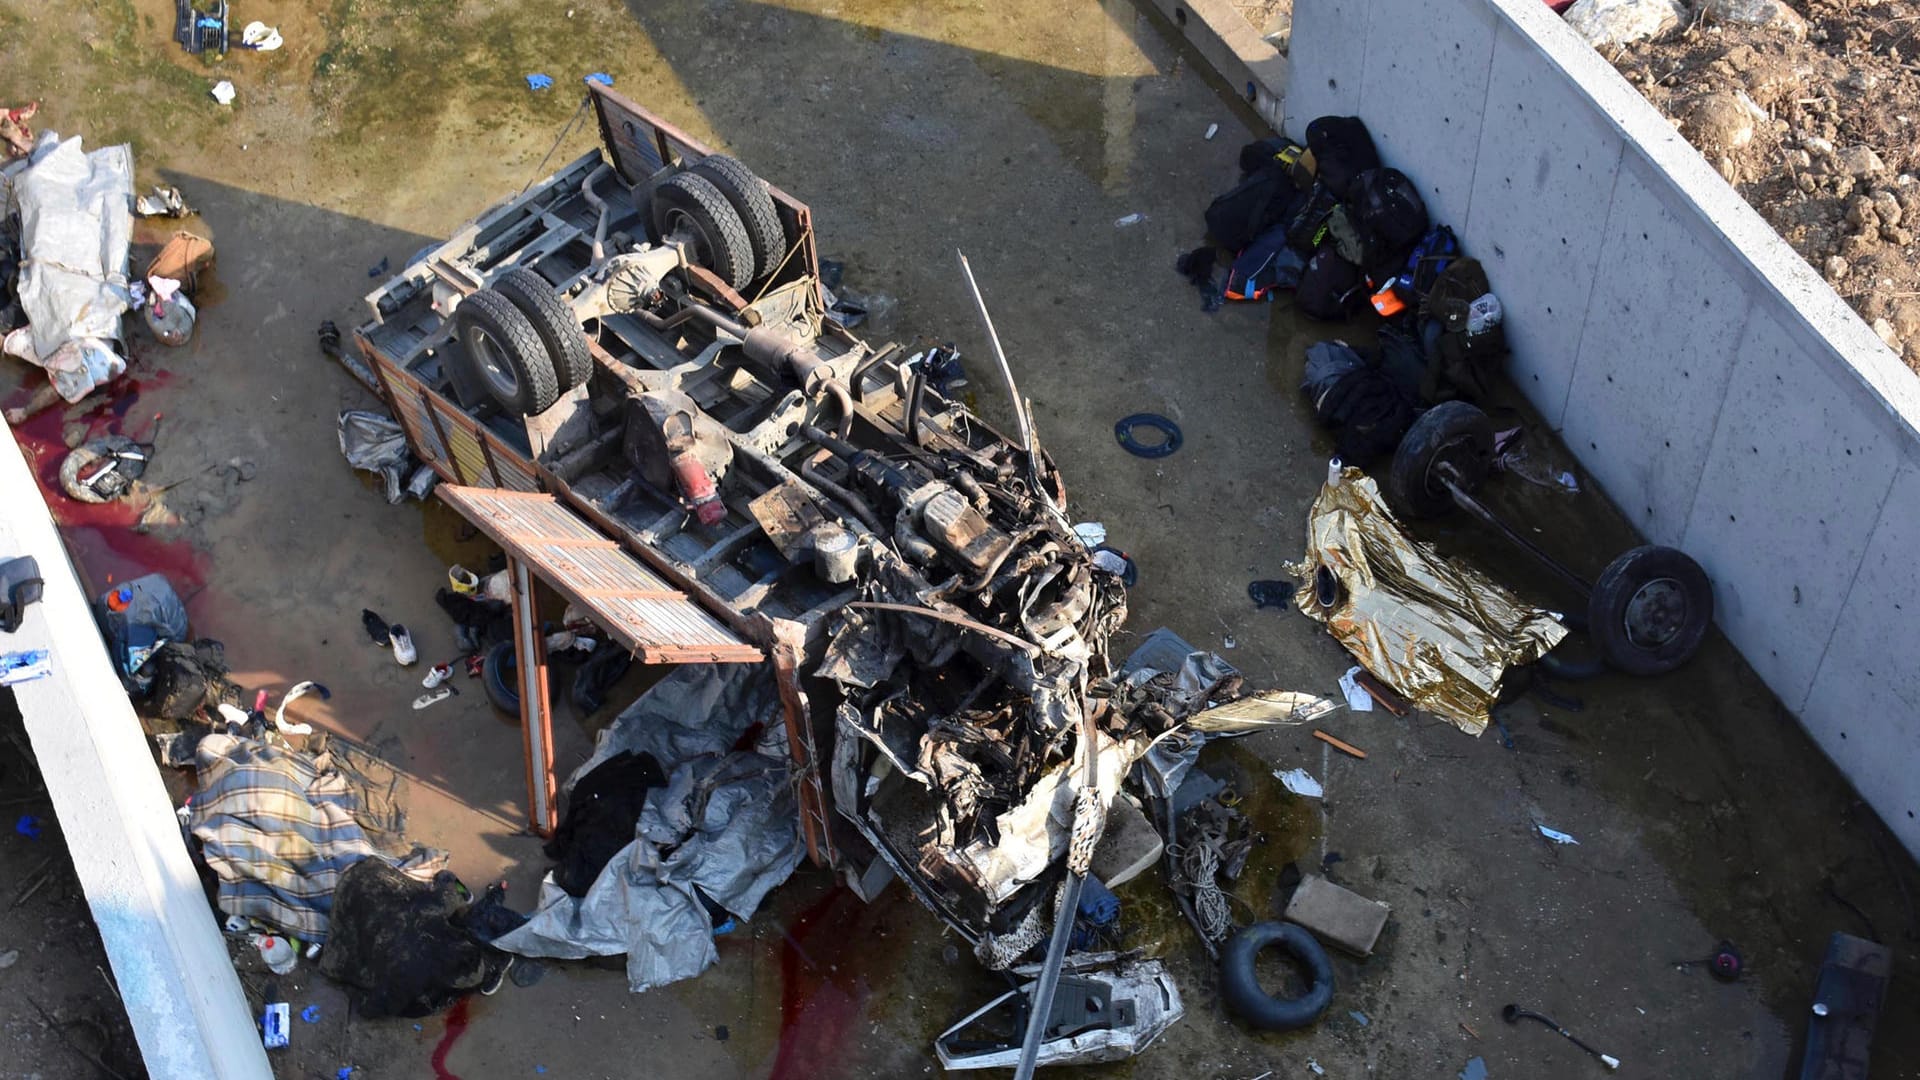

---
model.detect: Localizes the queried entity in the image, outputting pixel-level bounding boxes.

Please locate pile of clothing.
[1186,116,1512,464]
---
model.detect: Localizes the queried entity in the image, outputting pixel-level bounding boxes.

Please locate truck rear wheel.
[649,170,755,292]
[692,154,789,287]
[453,288,560,416]
[494,266,593,392]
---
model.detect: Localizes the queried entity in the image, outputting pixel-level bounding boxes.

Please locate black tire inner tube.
[1220,921,1335,1031]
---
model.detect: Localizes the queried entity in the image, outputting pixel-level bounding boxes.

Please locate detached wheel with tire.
[493,266,593,392]
[1220,921,1335,1031]
[1387,400,1494,518]
[453,289,560,416]
[1587,545,1713,676]
[483,640,520,716]
[648,170,756,292]
[690,154,789,286]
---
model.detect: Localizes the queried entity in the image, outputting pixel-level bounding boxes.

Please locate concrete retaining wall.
[1278,0,1920,854]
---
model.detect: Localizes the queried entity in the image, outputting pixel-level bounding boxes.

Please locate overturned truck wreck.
[349,85,1265,1066]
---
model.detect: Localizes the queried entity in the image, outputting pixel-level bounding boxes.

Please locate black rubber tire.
[691,154,787,286]
[648,170,755,292]
[1387,400,1494,518]
[493,266,593,393]
[1587,545,1713,676]
[1220,922,1335,1031]
[483,640,520,716]
[452,289,560,416]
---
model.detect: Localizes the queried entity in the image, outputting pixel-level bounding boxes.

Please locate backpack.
[1205,168,1305,251]
[1423,257,1494,332]
[1283,181,1340,256]
[1239,137,1316,189]
[1300,340,1414,464]
[1225,224,1308,301]
[1295,247,1367,321]
[1304,116,1381,200]
[1350,168,1430,270]
[1370,225,1460,320]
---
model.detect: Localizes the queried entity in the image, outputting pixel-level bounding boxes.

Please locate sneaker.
[422,663,453,689]
[480,956,513,995]
[390,624,417,665]
[411,686,454,710]
[361,609,391,647]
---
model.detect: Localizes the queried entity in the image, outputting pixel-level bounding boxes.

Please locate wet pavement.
[3,1,1918,1077]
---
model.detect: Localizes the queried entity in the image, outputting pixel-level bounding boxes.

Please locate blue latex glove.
[525,73,554,91]
[584,72,614,86]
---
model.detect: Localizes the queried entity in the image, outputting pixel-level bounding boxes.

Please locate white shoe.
[391,624,417,665]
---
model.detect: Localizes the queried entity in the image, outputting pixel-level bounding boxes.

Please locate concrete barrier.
[1270,0,1920,855]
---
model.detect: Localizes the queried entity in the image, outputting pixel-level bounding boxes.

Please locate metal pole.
[508,556,557,836]
[956,251,1033,455]
[1439,472,1593,599]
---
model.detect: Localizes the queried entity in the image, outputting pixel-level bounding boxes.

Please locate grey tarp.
[12,134,133,358]
[492,664,804,992]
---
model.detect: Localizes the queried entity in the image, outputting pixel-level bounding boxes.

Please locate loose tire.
[453,289,560,416]
[1220,922,1335,1031]
[483,640,520,716]
[493,266,593,392]
[1387,400,1494,518]
[690,154,788,286]
[1587,545,1713,676]
[648,170,756,291]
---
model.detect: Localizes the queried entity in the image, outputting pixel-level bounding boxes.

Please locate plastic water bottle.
[253,934,297,975]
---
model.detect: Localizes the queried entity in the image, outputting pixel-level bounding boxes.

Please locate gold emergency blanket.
[1286,466,1567,734]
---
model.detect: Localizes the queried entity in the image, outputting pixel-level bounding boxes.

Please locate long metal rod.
[1440,473,1593,598]
[955,251,1033,454]
[1014,873,1084,1079]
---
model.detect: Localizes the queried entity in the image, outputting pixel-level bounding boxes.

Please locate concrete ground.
[2,1,1918,1077]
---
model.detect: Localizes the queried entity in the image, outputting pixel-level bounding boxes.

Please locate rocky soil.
[1604,0,1920,374]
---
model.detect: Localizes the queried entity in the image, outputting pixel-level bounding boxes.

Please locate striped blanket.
[188,732,445,942]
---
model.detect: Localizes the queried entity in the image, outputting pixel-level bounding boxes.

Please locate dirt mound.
[1600,1,1920,373]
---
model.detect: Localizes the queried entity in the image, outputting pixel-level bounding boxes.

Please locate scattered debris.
[1798,932,1891,1077]
[0,650,51,687]
[239,21,282,50]
[411,687,455,710]
[210,81,236,106]
[1350,1009,1371,1026]
[1247,579,1294,609]
[1313,729,1367,760]
[1537,825,1580,846]
[317,859,512,1018]
[1337,666,1374,712]
[1458,1057,1488,1080]
[175,0,230,54]
[59,435,151,503]
[1275,767,1323,799]
[935,954,1183,1069]
[262,1002,290,1049]
[1114,412,1182,458]
[133,184,194,218]
[254,933,297,975]
[1221,922,1334,1031]
[0,101,38,159]
[1285,874,1390,957]
[1502,1003,1620,1070]
[1115,212,1146,228]
[1205,123,1219,140]
[493,666,802,993]
[337,410,421,505]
